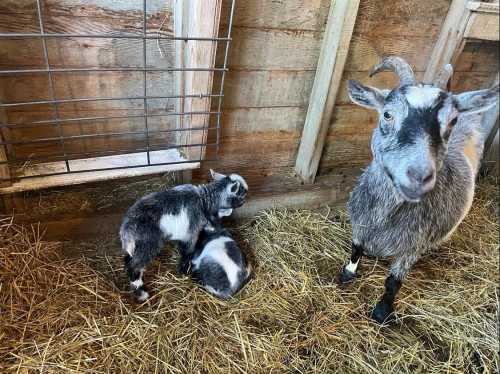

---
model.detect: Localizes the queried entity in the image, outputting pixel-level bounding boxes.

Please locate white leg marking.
[125,241,135,256]
[345,260,359,273]
[137,290,150,302]
[131,278,143,290]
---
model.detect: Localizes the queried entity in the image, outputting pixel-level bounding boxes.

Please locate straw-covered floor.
[0,177,498,373]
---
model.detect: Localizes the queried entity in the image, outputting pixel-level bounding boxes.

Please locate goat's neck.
[197,183,223,215]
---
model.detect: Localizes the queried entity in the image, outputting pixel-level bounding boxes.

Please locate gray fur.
[341,56,498,322]
[120,170,248,301]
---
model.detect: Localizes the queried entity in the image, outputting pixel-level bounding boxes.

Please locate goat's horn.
[433,64,453,90]
[369,56,416,87]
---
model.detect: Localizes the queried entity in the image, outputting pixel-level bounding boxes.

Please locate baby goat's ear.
[453,84,499,115]
[210,169,226,181]
[348,80,387,110]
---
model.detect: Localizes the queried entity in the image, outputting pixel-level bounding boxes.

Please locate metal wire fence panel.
[0,0,234,187]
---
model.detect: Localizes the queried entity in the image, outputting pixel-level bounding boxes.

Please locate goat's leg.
[124,254,150,302]
[177,238,197,275]
[371,255,414,324]
[339,242,364,284]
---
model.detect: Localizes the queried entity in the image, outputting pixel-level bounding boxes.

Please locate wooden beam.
[465,2,499,41]
[294,0,360,183]
[0,149,199,194]
[423,0,471,84]
[182,0,222,161]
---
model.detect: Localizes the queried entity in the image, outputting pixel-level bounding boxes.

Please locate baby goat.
[191,226,252,299]
[339,56,498,323]
[120,170,248,301]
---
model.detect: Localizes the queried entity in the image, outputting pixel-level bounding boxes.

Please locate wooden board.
[1,148,199,194]
[465,1,500,41]
[182,0,222,160]
[295,0,360,183]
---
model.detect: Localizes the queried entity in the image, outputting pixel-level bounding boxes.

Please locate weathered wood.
[221,0,330,31]
[1,149,199,194]
[182,0,222,161]
[222,70,315,108]
[465,1,499,41]
[424,0,471,84]
[295,0,360,183]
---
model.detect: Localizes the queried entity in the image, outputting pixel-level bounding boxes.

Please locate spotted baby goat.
[338,56,498,323]
[120,170,248,301]
[191,225,252,299]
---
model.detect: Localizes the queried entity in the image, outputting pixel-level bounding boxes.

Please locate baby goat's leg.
[339,242,364,284]
[371,254,415,324]
[177,238,197,275]
[124,254,149,302]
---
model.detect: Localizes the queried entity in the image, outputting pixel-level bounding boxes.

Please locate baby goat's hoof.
[134,289,150,303]
[338,265,357,284]
[370,301,396,324]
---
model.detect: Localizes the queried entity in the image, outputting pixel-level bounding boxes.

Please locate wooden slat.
[182,0,222,160]
[295,0,360,183]
[465,2,499,41]
[1,149,199,194]
[424,0,471,84]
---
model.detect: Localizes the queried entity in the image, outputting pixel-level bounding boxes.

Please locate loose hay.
[0,177,498,373]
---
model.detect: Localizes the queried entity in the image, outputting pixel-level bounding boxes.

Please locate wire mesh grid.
[0,0,235,185]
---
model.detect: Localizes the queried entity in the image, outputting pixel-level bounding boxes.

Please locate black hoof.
[370,301,396,324]
[338,265,356,284]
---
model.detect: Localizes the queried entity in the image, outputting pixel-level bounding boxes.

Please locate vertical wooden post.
[423,0,471,84]
[0,106,12,187]
[182,0,222,161]
[294,0,360,184]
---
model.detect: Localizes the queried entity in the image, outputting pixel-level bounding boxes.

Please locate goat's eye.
[230,183,238,193]
[383,111,393,121]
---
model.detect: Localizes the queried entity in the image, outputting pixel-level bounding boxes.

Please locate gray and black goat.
[120,170,248,301]
[339,56,498,323]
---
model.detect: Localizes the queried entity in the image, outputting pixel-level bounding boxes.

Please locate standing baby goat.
[191,226,252,299]
[338,56,498,323]
[120,170,248,301]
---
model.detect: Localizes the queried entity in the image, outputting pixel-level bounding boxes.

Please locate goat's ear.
[210,169,226,181]
[348,80,386,110]
[453,85,499,115]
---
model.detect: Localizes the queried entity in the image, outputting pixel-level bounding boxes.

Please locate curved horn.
[369,56,416,87]
[434,64,453,90]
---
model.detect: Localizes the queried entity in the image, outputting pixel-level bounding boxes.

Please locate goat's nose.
[406,166,435,187]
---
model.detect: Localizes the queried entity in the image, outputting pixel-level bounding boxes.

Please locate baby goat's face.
[210,170,248,209]
[349,80,498,202]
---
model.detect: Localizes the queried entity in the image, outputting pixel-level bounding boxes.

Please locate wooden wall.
[0,0,498,239]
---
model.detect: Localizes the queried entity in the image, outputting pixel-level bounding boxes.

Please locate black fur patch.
[397,92,447,149]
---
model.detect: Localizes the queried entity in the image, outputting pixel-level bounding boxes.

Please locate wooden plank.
[1,149,199,194]
[465,2,499,41]
[182,0,222,161]
[220,26,322,70]
[424,0,471,84]
[221,0,329,31]
[295,0,360,183]
[354,0,450,37]
[222,70,315,108]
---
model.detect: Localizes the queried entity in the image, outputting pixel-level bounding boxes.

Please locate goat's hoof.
[370,302,396,324]
[338,266,356,284]
[134,289,150,303]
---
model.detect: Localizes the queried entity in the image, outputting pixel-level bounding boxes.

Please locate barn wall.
[0,0,498,239]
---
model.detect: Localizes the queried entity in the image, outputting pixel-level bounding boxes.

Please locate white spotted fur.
[192,236,240,288]
[159,208,190,242]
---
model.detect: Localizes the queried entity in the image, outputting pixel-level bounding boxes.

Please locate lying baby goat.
[191,226,252,299]
[120,170,248,302]
[339,56,498,323]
